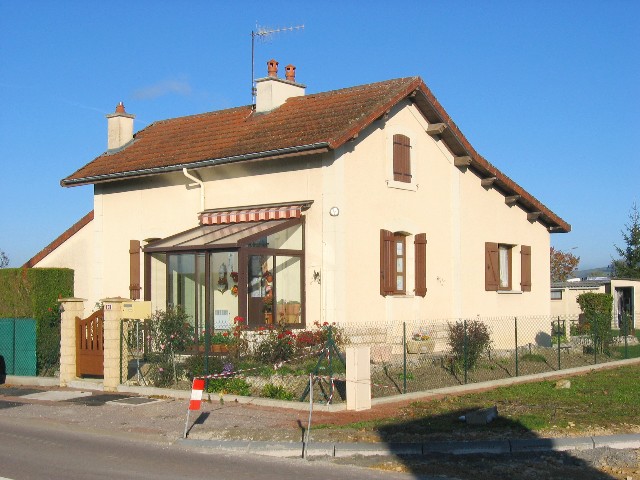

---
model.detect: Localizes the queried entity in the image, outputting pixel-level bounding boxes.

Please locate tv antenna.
[251,24,304,103]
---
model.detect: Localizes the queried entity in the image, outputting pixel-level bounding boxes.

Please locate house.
[551,278,639,330]
[28,60,570,340]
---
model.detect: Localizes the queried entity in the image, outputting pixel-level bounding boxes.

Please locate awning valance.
[199,201,312,226]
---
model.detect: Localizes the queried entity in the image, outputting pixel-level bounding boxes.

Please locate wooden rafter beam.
[527,211,542,222]
[505,195,521,206]
[454,156,472,168]
[426,123,447,137]
[481,177,496,188]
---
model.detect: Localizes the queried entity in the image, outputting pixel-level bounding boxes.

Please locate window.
[551,290,563,300]
[380,230,409,295]
[498,244,512,290]
[485,242,512,291]
[393,134,411,183]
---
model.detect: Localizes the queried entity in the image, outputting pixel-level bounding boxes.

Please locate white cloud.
[133,78,193,100]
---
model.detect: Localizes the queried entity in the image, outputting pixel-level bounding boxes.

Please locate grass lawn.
[315,363,640,439]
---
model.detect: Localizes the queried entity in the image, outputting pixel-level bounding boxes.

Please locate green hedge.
[0,268,74,375]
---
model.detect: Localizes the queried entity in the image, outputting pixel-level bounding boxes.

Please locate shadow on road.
[372,406,619,479]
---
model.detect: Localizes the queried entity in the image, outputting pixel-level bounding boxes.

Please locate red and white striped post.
[183,378,205,438]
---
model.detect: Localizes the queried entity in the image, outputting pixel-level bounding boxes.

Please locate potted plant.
[407,332,435,354]
[210,331,230,353]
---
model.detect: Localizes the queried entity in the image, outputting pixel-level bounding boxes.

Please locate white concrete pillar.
[102,297,129,391]
[346,345,371,411]
[58,298,85,387]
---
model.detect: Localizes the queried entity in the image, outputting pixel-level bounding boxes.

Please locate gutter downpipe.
[182,168,205,212]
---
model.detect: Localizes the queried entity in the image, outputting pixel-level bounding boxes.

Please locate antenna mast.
[251,24,304,104]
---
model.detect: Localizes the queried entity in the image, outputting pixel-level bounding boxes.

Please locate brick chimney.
[255,59,305,113]
[106,102,135,150]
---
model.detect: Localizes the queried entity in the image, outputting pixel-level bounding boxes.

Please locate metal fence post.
[403,322,407,394]
[119,320,123,385]
[514,317,519,377]
[556,317,561,371]
[623,313,629,359]
[463,319,468,385]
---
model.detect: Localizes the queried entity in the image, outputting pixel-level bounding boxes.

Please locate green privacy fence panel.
[0,318,37,376]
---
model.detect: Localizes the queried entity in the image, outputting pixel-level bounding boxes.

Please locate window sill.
[386,180,418,192]
[497,290,523,295]
[386,294,414,299]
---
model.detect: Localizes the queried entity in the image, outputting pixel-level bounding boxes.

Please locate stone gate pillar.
[58,298,85,387]
[102,297,129,391]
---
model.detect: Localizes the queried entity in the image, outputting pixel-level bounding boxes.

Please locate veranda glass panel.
[274,256,302,325]
[209,251,239,331]
[247,224,303,250]
[247,255,274,328]
[168,254,196,330]
[150,253,167,313]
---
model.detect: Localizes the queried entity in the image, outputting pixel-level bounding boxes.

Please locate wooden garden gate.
[76,309,104,377]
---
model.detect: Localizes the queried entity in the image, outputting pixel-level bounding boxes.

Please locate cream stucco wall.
[33,218,94,304]
[332,100,554,330]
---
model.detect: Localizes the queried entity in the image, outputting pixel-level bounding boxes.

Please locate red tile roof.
[61,77,570,232]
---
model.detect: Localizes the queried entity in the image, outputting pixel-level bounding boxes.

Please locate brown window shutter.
[129,240,141,300]
[393,134,412,183]
[485,242,499,291]
[380,229,395,296]
[414,234,427,297]
[520,245,532,292]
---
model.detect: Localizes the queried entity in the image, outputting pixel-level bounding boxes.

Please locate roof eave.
[61,142,331,187]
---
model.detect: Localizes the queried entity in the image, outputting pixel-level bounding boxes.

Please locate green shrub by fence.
[0,268,73,375]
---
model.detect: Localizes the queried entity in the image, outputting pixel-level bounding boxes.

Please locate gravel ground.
[1,384,638,479]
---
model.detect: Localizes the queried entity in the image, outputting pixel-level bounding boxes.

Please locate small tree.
[0,250,8,268]
[447,320,492,372]
[612,203,640,279]
[550,247,580,282]
[576,292,613,354]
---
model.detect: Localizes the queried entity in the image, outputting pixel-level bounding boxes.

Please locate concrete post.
[102,297,129,391]
[58,298,85,387]
[346,345,371,411]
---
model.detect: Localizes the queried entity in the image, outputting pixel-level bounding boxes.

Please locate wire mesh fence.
[119,313,639,403]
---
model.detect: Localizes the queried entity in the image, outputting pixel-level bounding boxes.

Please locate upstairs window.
[393,134,412,183]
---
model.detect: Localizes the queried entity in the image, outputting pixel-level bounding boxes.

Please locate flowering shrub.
[147,307,194,385]
[255,325,297,363]
[227,316,249,359]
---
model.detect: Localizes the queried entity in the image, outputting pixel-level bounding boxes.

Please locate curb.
[178,434,640,458]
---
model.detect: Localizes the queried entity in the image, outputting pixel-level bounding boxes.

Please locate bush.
[147,307,195,385]
[255,326,296,364]
[182,353,224,380]
[261,383,295,400]
[577,292,614,354]
[447,320,492,372]
[146,356,185,388]
[206,377,251,396]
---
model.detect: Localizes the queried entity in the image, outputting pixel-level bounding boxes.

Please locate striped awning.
[199,201,312,226]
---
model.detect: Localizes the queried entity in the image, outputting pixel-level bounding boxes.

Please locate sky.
[0,1,638,270]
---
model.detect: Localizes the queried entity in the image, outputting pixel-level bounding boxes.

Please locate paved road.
[0,416,416,480]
